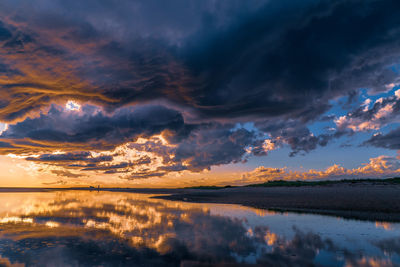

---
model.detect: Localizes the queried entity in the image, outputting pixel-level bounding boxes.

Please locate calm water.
[0,191,399,267]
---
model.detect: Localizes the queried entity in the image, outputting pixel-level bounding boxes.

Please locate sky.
[0,0,400,187]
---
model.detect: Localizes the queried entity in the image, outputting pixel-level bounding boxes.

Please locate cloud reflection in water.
[0,191,398,266]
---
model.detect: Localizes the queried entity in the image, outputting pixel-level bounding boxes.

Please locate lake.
[0,191,399,266]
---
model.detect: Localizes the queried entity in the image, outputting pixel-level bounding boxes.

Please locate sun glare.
[66,100,81,111]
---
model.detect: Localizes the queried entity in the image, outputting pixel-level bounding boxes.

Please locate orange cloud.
[241,155,400,184]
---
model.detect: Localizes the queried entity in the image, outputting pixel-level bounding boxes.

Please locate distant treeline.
[183,177,400,190]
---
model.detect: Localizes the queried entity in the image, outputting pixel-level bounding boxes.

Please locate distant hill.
[183,177,400,189]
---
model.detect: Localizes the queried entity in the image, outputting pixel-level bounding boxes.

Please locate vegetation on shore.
[183,177,400,189]
[247,177,400,187]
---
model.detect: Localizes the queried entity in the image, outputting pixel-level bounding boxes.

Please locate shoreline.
[1,183,400,222]
[154,183,400,222]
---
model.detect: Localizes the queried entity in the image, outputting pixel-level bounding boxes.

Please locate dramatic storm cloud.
[1,104,189,150]
[0,0,400,185]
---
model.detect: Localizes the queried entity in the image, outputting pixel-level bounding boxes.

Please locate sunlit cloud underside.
[0,0,400,186]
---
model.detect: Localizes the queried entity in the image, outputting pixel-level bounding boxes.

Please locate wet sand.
[155,183,400,222]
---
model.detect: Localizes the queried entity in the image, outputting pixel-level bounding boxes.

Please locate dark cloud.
[0,0,400,177]
[124,124,272,176]
[0,0,399,123]
[81,157,151,172]
[1,104,190,150]
[27,152,113,163]
[0,104,270,175]
[173,127,258,170]
[0,21,12,41]
[163,0,400,120]
[0,141,14,148]
[256,120,339,156]
[364,127,400,149]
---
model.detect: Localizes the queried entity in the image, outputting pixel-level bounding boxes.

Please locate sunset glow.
[0,0,399,188]
[1,2,400,265]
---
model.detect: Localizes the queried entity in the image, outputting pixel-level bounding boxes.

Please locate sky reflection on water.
[0,191,399,267]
